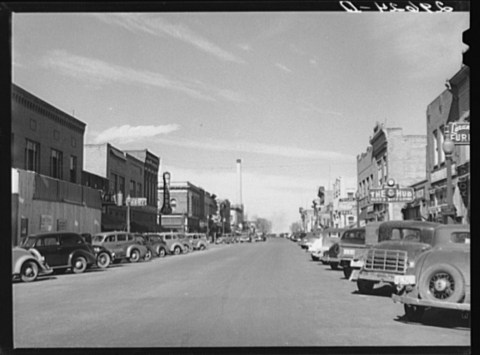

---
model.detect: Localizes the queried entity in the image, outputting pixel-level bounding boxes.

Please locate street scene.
[9,3,470,351]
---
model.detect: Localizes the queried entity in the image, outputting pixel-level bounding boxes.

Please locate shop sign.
[127,197,147,207]
[444,122,470,145]
[369,187,414,203]
[415,188,425,199]
[430,164,456,184]
[40,215,53,232]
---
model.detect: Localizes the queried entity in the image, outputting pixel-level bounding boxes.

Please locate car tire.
[357,279,375,294]
[96,252,111,269]
[72,256,88,274]
[173,246,181,255]
[199,244,206,251]
[129,249,141,263]
[183,245,189,254]
[144,250,152,261]
[343,267,352,279]
[404,304,425,322]
[20,260,39,282]
[330,262,339,270]
[418,264,465,303]
[158,248,167,257]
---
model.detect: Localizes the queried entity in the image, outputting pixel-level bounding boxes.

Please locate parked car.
[215,236,225,244]
[318,228,345,265]
[187,233,208,250]
[92,231,149,263]
[21,232,97,274]
[309,229,341,263]
[327,228,366,278]
[238,234,251,243]
[156,232,187,255]
[177,234,194,253]
[143,234,169,257]
[81,233,114,269]
[300,232,320,250]
[12,246,53,282]
[392,224,470,322]
[351,220,441,294]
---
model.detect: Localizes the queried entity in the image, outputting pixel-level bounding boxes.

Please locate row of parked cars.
[215,233,267,244]
[291,220,470,324]
[12,231,209,282]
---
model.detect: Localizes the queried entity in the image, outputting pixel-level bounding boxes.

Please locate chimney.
[236,159,243,206]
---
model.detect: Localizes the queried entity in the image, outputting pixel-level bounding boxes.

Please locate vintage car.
[177,234,194,252]
[21,232,98,274]
[318,228,345,265]
[187,233,209,250]
[300,232,321,250]
[156,232,187,255]
[392,224,470,322]
[238,233,252,243]
[328,228,367,278]
[143,234,169,257]
[92,231,149,263]
[351,220,441,294]
[310,229,341,263]
[91,244,115,269]
[340,223,382,279]
[12,246,53,282]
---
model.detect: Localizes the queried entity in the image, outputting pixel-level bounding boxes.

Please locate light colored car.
[392,224,470,322]
[156,232,187,255]
[187,233,208,250]
[12,247,53,282]
[92,231,149,263]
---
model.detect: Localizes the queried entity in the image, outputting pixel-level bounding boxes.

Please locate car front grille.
[364,249,407,274]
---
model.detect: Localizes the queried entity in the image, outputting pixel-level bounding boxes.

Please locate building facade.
[83,143,159,232]
[331,177,357,228]
[425,66,469,223]
[357,123,427,223]
[11,84,101,244]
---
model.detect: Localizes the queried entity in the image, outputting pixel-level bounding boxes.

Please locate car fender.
[126,244,147,258]
[170,242,183,252]
[68,250,96,267]
[13,255,41,275]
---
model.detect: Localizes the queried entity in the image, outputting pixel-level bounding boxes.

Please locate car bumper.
[354,271,414,286]
[392,294,471,311]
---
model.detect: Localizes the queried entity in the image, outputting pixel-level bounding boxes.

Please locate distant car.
[300,232,321,250]
[92,231,149,263]
[238,234,251,243]
[143,234,169,257]
[156,232,187,255]
[187,233,208,250]
[392,224,470,322]
[309,229,341,263]
[21,232,97,274]
[12,246,53,282]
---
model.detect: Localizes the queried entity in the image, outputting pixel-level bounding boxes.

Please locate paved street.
[13,238,470,348]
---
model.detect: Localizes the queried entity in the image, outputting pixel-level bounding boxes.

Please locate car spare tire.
[418,263,465,303]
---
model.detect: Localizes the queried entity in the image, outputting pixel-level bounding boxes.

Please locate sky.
[12,10,469,232]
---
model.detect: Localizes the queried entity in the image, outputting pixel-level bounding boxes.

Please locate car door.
[103,234,121,257]
[58,233,80,266]
[36,235,63,267]
[115,233,129,257]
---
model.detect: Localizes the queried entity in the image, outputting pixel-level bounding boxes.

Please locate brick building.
[425,66,469,223]
[357,123,427,222]
[11,84,102,244]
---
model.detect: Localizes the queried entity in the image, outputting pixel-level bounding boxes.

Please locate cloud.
[237,43,252,52]
[95,13,246,64]
[41,50,245,103]
[155,137,354,162]
[275,63,292,73]
[92,124,180,144]
[297,99,343,117]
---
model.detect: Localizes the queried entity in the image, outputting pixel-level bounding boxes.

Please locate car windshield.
[21,237,36,248]
[92,235,105,243]
[451,232,470,244]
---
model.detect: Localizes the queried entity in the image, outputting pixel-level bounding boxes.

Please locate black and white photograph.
[6,0,470,350]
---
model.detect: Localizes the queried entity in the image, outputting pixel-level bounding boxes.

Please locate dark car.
[392,224,470,322]
[351,220,441,294]
[21,232,97,274]
[81,233,114,269]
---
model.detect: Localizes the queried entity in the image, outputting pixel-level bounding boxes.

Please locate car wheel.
[357,279,375,294]
[419,264,465,303]
[173,246,181,255]
[199,244,206,251]
[330,262,339,270]
[404,304,425,322]
[144,250,152,261]
[183,245,189,254]
[20,260,39,282]
[96,252,111,269]
[343,267,352,279]
[72,256,88,274]
[158,248,167,257]
[129,249,141,263]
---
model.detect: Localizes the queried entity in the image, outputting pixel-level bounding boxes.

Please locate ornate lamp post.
[442,138,455,224]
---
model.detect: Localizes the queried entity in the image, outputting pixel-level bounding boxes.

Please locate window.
[130,180,136,197]
[106,235,116,242]
[433,130,439,166]
[70,156,77,183]
[117,234,127,242]
[30,118,37,131]
[60,234,82,246]
[43,237,59,246]
[110,173,117,193]
[119,176,125,197]
[25,139,40,173]
[137,183,142,198]
[51,149,63,179]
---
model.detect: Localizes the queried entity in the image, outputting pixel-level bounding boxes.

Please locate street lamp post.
[442,139,455,224]
[355,191,360,227]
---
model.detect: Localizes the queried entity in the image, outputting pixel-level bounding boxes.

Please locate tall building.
[425,66,469,223]
[357,123,427,222]
[11,84,101,244]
